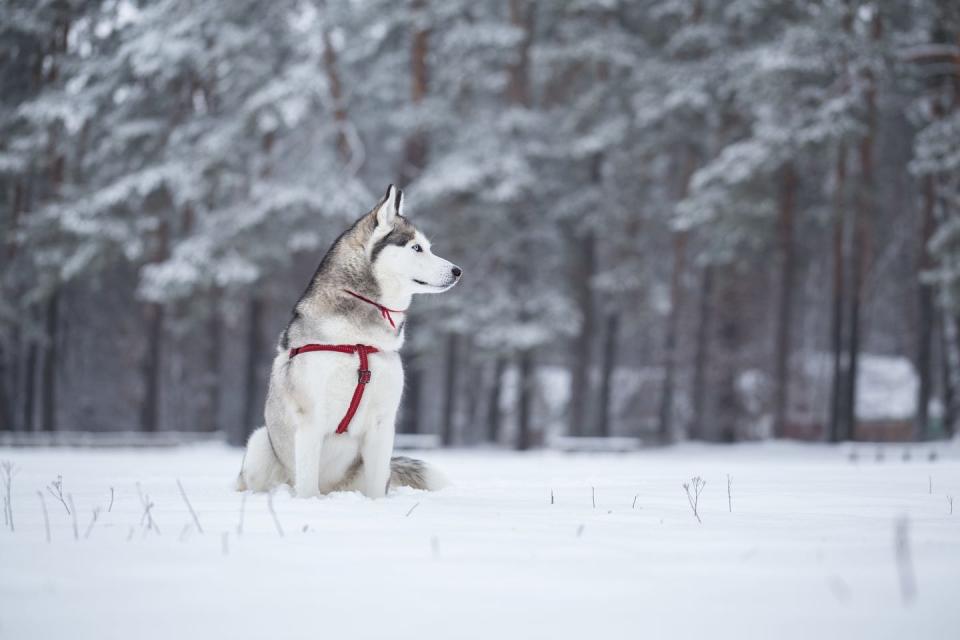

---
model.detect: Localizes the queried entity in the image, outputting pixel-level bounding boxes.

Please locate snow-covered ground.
[1,442,958,640]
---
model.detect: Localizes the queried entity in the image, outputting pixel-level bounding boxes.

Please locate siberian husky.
[236,185,461,498]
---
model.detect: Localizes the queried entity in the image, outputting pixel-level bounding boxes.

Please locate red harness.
[288,343,379,434]
[286,291,405,434]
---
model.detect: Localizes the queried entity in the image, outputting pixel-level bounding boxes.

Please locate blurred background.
[0,0,958,449]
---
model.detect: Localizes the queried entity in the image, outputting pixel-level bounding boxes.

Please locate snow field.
[0,442,958,639]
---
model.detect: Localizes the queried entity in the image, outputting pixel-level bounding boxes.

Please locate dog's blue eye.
[412,244,423,253]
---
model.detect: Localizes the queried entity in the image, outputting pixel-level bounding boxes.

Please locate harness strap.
[288,343,380,434]
[343,289,406,330]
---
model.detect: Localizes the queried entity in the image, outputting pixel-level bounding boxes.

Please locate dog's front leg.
[360,420,395,499]
[294,425,324,498]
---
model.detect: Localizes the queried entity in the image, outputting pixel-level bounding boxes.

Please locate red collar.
[343,289,406,329]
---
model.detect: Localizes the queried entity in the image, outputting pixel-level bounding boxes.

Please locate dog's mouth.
[413,278,455,290]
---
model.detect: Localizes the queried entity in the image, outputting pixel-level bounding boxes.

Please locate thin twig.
[46,475,69,515]
[68,494,78,540]
[176,479,203,534]
[266,491,284,537]
[108,487,115,512]
[37,491,50,543]
[632,494,639,509]
[405,502,420,517]
[84,507,101,539]
[550,489,554,505]
[682,476,706,524]
[591,486,596,509]
[948,495,954,515]
[2,461,17,531]
[137,482,160,535]
[727,474,732,513]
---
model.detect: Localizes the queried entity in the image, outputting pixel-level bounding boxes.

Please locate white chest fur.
[263,344,404,497]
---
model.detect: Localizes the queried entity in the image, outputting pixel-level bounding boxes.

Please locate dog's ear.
[374,184,402,229]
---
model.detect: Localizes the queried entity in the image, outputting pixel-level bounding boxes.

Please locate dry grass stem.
[46,475,69,515]
[84,507,101,539]
[1,461,15,531]
[683,476,706,524]
[68,494,78,540]
[176,479,204,534]
[37,491,50,542]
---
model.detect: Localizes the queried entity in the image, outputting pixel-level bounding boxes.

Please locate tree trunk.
[441,332,460,446]
[462,342,483,443]
[596,312,620,438]
[40,291,60,432]
[487,356,506,443]
[658,149,697,441]
[828,146,848,442]
[140,214,169,434]
[0,341,11,431]
[38,13,69,434]
[915,173,936,440]
[773,163,797,438]
[200,295,223,432]
[10,325,22,432]
[844,65,877,444]
[690,265,714,441]
[843,193,865,443]
[139,302,164,433]
[938,312,954,438]
[506,0,534,108]
[658,230,687,442]
[400,0,430,184]
[516,349,535,450]
[1,178,19,432]
[401,362,422,434]
[239,296,265,446]
[505,0,535,451]
[569,230,596,437]
[322,29,352,166]
[22,334,38,432]
[715,267,742,442]
[828,3,855,443]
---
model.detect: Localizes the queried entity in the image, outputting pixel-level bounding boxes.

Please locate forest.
[1,0,958,448]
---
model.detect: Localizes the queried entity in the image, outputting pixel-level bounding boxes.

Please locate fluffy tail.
[235,426,287,492]
[390,456,448,491]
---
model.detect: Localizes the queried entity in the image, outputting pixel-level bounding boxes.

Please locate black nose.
[452,267,462,278]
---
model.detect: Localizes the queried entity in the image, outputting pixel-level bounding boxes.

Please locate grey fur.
[279,196,416,352]
[371,223,415,263]
[330,455,430,491]
[388,456,430,490]
[331,456,364,491]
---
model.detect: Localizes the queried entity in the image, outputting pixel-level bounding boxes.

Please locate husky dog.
[236,185,461,498]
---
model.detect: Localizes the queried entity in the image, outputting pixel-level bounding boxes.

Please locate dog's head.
[364,184,461,295]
